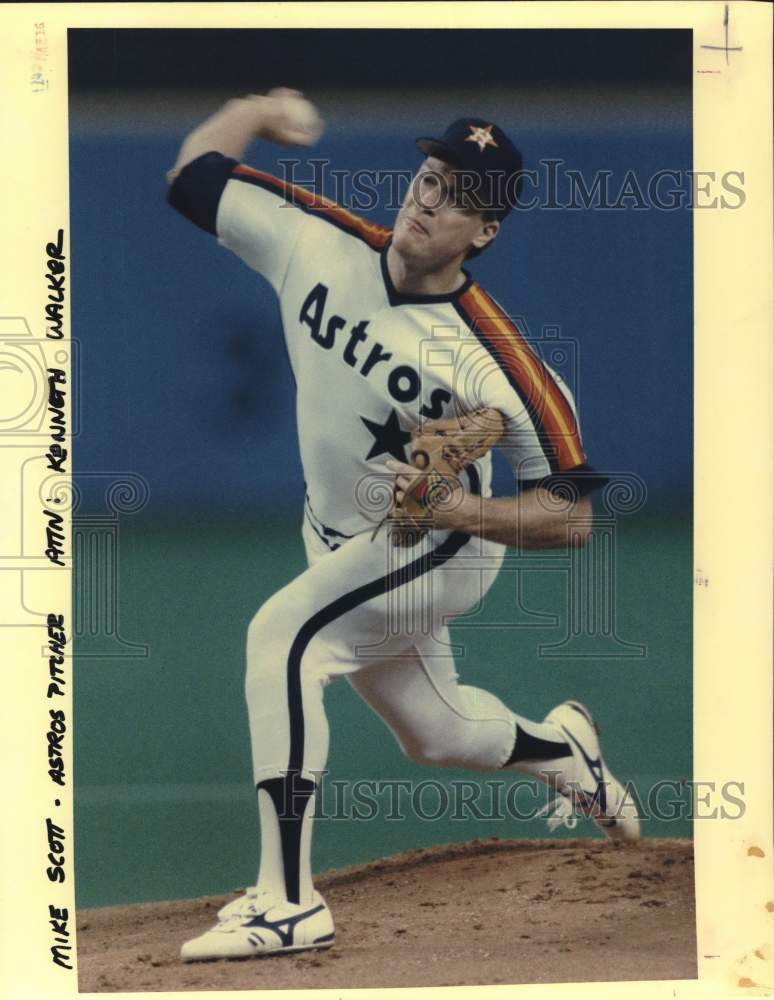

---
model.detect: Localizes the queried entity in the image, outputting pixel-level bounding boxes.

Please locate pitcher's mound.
[77,837,696,991]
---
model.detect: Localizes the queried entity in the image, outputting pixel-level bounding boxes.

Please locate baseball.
[268,87,324,144]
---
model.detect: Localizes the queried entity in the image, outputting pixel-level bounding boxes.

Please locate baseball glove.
[383,407,505,547]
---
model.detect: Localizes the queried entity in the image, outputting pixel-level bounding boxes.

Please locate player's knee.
[245,596,293,683]
[246,589,294,649]
[401,733,465,769]
[246,603,270,651]
[245,592,329,695]
[406,745,454,768]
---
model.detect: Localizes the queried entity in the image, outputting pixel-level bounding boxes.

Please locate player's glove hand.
[247,87,324,146]
[381,408,505,548]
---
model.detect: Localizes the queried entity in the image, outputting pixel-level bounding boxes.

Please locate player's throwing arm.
[167,88,324,183]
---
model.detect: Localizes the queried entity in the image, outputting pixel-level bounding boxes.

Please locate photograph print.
[68,23,697,992]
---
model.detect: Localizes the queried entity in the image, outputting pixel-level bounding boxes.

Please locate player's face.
[393,157,499,268]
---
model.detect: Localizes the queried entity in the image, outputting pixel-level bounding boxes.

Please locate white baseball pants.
[244,513,531,904]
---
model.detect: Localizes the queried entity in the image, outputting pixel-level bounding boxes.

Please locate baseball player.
[166,88,640,962]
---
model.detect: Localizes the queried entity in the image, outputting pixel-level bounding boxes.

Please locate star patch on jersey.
[361,409,411,463]
[465,124,498,153]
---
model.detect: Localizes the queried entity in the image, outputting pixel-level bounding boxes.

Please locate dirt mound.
[77,837,696,991]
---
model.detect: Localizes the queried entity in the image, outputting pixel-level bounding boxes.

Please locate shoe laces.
[216,890,270,925]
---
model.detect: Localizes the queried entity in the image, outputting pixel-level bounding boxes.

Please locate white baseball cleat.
[538,700,641,841]
[180,888,335,961]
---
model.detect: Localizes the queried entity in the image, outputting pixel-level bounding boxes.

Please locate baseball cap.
[415,118,524,218]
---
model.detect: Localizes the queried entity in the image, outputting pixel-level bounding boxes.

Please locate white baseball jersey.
[169,152,597,541]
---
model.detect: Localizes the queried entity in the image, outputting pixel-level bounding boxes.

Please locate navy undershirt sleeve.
[166,151,239,235]
[520,463,610,499]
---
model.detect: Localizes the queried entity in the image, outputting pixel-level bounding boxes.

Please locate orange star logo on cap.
[465,124,498,153]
